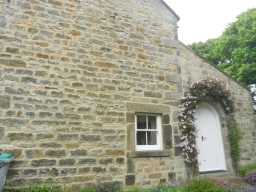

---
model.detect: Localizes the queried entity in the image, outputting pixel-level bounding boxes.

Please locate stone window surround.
[126,102,172,158]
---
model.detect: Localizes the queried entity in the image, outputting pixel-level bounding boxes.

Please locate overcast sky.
[164,0,256,44]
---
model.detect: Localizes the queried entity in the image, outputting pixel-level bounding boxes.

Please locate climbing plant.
[178,79,240,174]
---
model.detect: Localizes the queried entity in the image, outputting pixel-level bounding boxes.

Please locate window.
[135,114,162,151]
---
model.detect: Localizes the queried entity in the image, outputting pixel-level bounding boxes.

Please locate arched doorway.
[194,102,227,173]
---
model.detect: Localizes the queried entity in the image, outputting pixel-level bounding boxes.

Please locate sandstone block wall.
[0,0,255,189]
[0,0,182,188]
[178,44,256,166]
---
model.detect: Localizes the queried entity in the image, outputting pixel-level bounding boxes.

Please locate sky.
[164,0,256,44]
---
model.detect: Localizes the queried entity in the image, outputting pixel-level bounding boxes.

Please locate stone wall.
[178,44,256,167]
[0,0,182,188]
[0,0,255,189]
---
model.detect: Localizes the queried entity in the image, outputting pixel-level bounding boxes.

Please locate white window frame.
[135,114,163,152]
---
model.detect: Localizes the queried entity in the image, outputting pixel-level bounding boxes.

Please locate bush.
[7,186,96,192]
[153,186,184,192]
[183,179,227,192]
[79,188,96,192]
[123,187,152,192]
[6,179,231,192]
[239,162,256,177]
[7,185,62,192]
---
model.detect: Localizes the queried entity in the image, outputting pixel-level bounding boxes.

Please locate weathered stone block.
[78,158,96,165]
[59,159,76,166]
[36,133,54,140]
[0,127,4,139]
[174,147,183,156]
[80,135,101,142]
[39,112,53,118]
[168,172,176,181]
[70,149,87,156]
[95,61,117,68]
[0,96,10,109]
[31,159,56,167]
[96,182,122,192]
[99,158,113,165]
[78,167,90,174]
[0,119,26,128]
[23,169,37,177]
[60,168,77,176]
[0,16,6,27]
[126,113,135,122]
[127,103,170,114]
[127,158,135,174]
[0,59,26,68]
[8,133,32,141]
[57,134,79,141]
[36,53,49,59]
[105,150,125,156]
[163,125,172,149]
[92,167,106,173]
[45,150,66,158]
[126,175,135,185]
[162,114,170,124]
[48,0,63,6]
[26,150,43,159]
[144,91,162,98]
[77,107,91,113]
[6,47,19,54]
[40,142,62,148]
[7,169,20,177]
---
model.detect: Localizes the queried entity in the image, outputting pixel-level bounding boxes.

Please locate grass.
[239,162,256,176]
[182,179,227,192]
[5,179,231,192]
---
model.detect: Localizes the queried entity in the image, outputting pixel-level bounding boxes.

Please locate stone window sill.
[128,150,170,158]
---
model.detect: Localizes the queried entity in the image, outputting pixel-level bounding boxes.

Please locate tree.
[190,8,256,85]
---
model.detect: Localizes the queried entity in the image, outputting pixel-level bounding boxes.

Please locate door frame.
[195,101,235,175]
[195,102,226,173]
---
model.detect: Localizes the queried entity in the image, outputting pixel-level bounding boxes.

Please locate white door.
[194,103,227,172]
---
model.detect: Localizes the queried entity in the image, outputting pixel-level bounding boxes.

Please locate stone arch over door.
[178,79,236,176]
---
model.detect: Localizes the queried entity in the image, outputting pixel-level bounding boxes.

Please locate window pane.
[137,131,146,145]
[137,115,146,129]
[147,131,157,145]
[148,116,156,129]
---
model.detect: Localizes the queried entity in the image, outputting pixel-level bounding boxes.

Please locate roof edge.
[160,0,180,21]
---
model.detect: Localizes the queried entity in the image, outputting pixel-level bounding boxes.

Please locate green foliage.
[183,179,227,192]
[123,186,184,192]
[5,180,234,192]
[218,63,256,85]
[123,187,141,192]
[79,188,96,192]
[191,8,256,85]
[155,186,184,192]
[7,185,62,192]
[228,121,241,172]
[239,162,256,176]
[7,186,96,192]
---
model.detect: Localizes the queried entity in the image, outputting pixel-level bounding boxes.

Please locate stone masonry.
[0,0,255,189]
